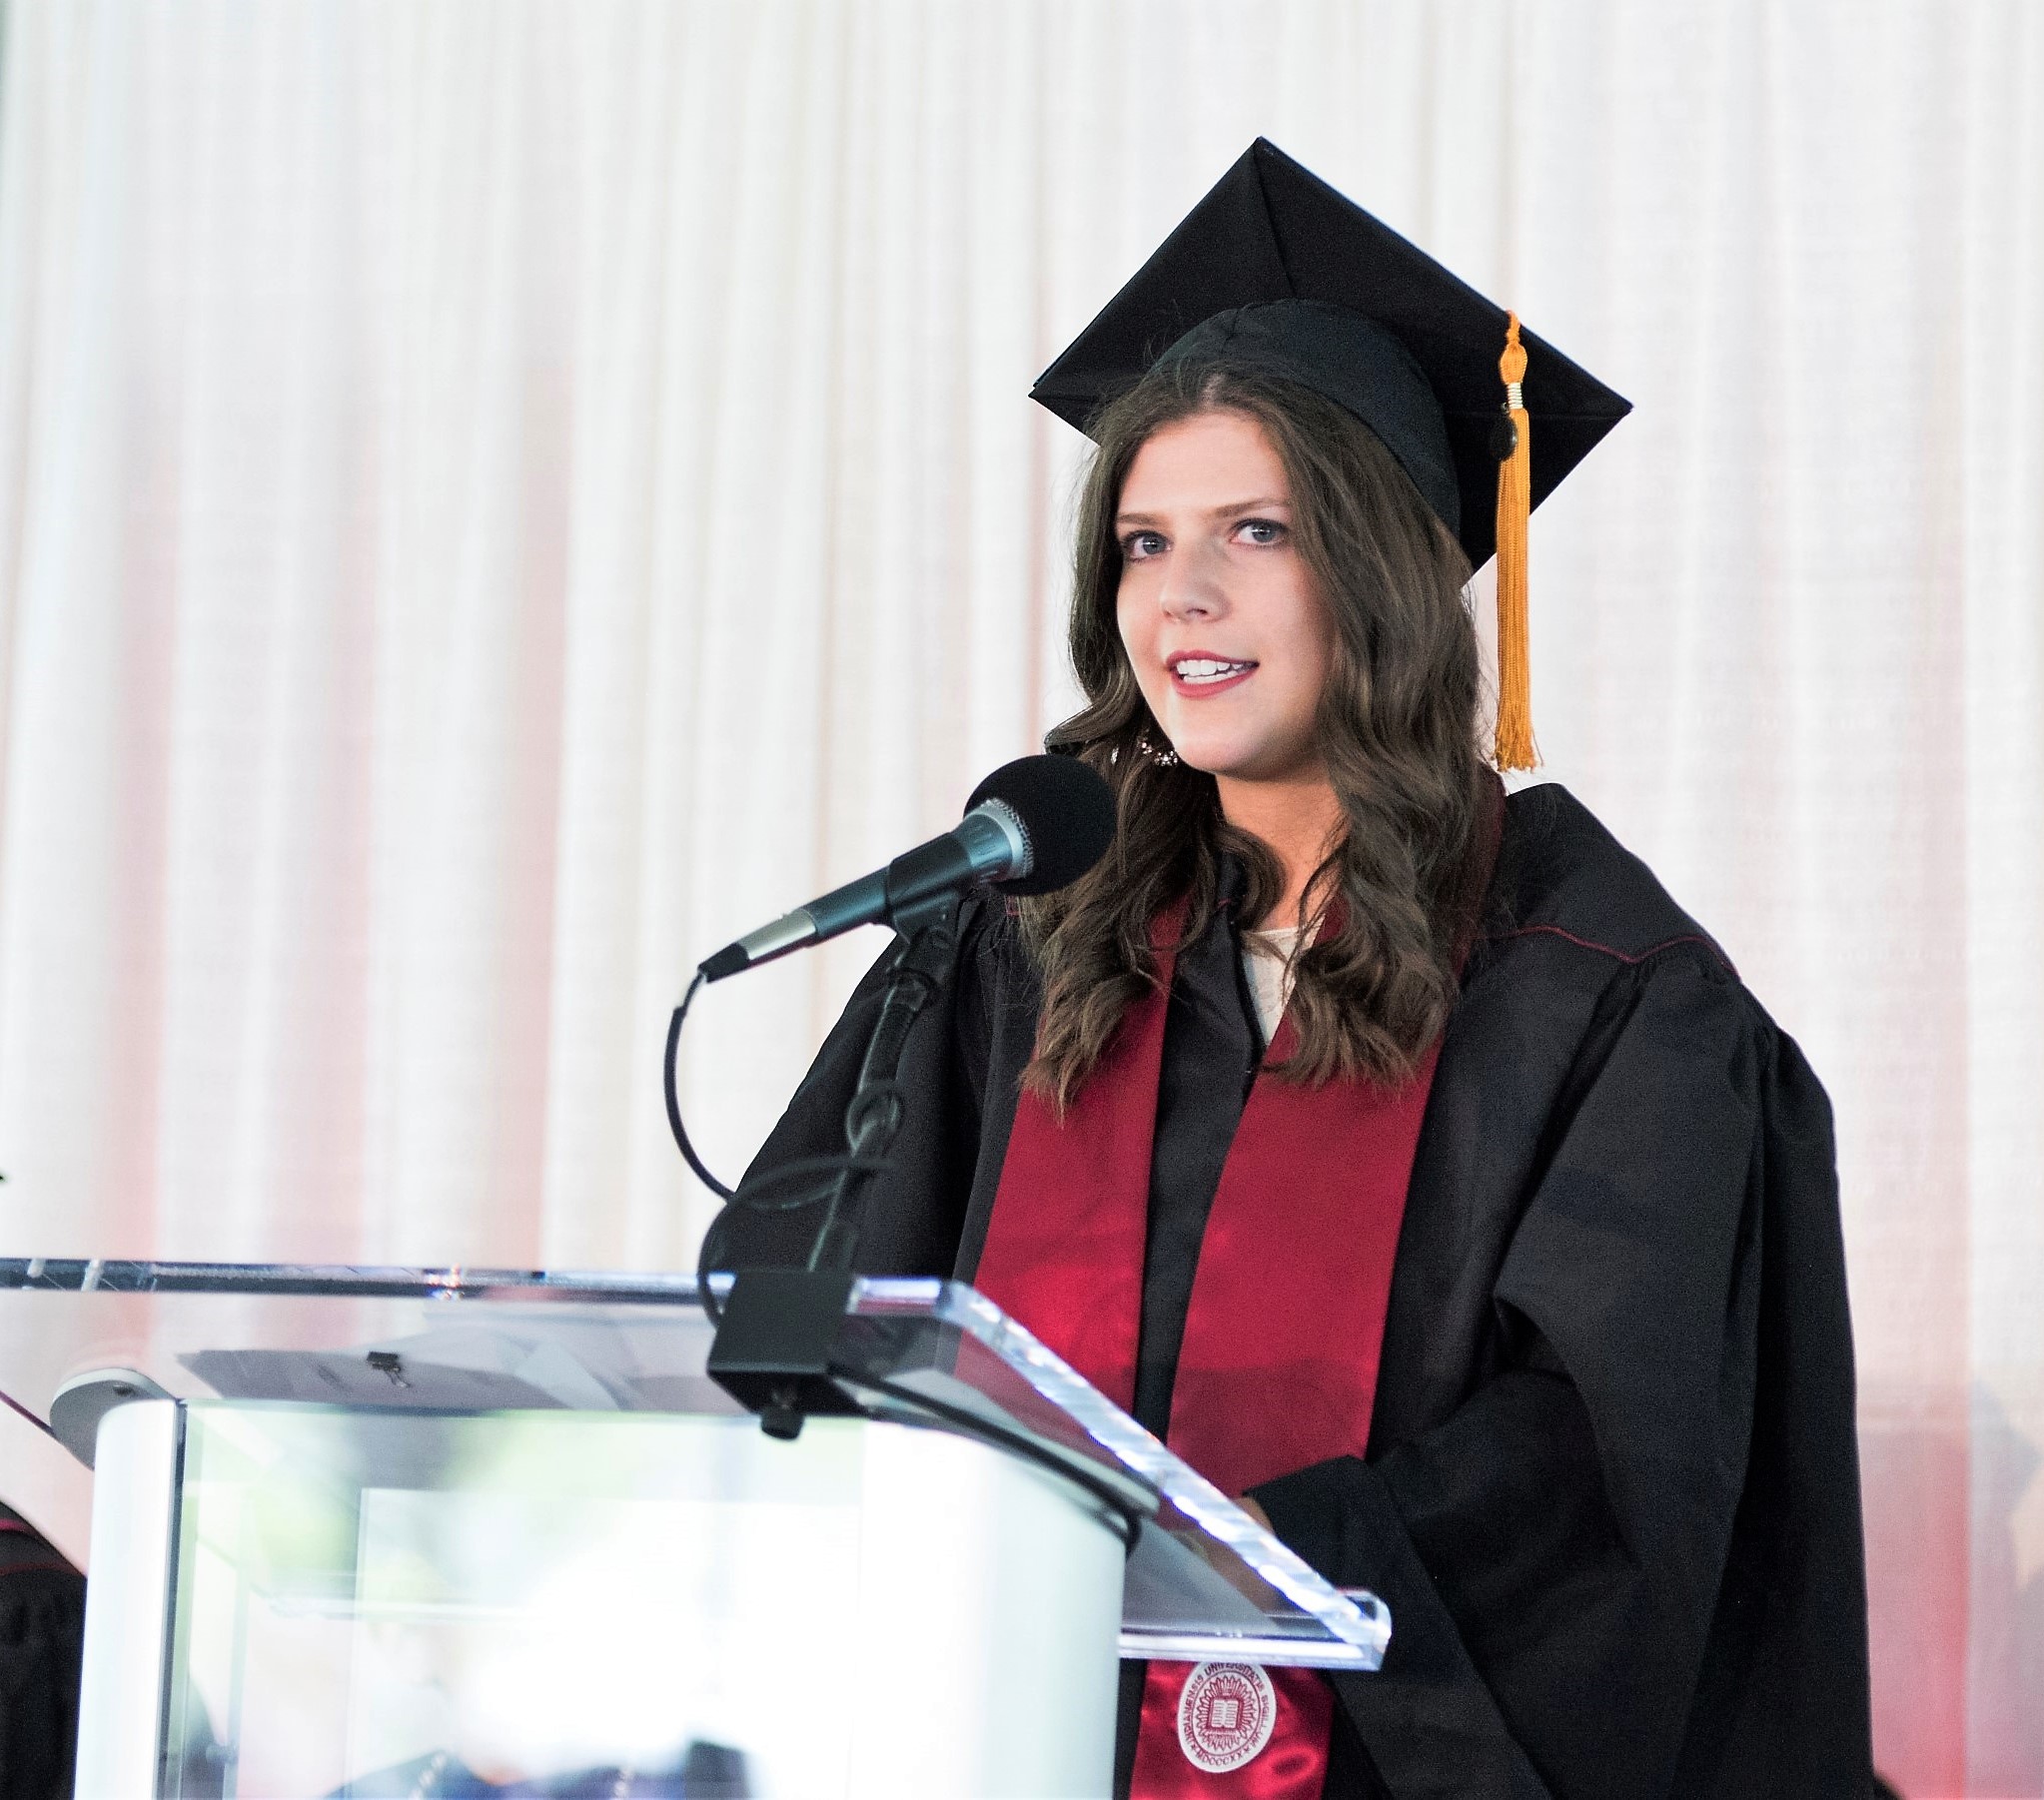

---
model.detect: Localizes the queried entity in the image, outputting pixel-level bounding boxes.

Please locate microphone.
[698,754,1114,983]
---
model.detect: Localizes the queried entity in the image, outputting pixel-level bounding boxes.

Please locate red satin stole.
[974,928,1442,1799]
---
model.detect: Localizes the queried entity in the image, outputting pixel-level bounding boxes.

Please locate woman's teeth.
[1173,658,1253,684]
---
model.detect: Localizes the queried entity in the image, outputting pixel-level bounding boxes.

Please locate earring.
[1136,730,1179,768]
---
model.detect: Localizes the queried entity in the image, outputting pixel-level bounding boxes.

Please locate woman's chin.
[1164,725,1255,775]
[1170,735,1325,787]
[1168,743,1238,779]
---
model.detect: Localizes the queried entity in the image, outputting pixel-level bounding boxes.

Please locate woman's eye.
[1121,530,1167,560]
[1235,517,1288,546]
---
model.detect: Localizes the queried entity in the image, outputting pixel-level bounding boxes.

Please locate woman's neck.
[1216,769,1346,930]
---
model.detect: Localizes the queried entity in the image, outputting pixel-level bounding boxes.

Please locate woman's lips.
[1167,652,1257,698]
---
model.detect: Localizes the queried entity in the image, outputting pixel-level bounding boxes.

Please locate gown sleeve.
[1249,950,1860,1800]
[0,1534,86,1800]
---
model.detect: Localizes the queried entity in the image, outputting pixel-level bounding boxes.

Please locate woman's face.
[1114,409,1333,787]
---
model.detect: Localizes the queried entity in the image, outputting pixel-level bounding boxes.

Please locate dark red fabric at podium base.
[974,925,1443,1800]
[1130,1661,1336,1797]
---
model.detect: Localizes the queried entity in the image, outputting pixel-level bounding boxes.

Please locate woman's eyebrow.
[1115,495,1292,526]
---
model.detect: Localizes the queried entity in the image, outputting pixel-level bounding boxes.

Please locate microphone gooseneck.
[697,755,1112,982]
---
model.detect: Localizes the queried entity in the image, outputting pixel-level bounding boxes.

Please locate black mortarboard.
[1029,138,1631,769]
[1031,137,1629,569]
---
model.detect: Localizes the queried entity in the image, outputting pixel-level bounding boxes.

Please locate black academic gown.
[726,783,1873,1800]
[0,1518,84,1800]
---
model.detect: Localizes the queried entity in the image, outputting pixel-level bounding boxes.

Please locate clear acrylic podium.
[0,1260,1387,1799]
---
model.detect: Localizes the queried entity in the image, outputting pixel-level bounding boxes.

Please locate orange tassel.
[1493,313,1536,770]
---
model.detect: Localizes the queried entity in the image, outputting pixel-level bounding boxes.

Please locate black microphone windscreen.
[964,755,1115,896]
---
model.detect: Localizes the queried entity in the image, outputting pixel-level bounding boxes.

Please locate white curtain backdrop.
[0,2,2036,1791]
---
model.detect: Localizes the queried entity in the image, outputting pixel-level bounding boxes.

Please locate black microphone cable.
[663,970,733,1201]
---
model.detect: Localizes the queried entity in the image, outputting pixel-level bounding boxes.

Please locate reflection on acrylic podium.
[0,1262,1386,1799]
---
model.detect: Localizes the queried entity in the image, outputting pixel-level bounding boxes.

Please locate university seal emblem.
[1176,1660,1277,1773]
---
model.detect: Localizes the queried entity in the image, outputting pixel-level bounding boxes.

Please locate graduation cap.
[1031,138,1631,770]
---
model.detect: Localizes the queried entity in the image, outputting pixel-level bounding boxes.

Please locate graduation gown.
[0,1517,84,1800]
[726,782,1872,1800]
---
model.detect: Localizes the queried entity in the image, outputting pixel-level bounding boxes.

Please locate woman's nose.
[1158,543,1227,620]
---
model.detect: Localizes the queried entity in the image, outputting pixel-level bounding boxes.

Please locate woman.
[729,142,1870,1800]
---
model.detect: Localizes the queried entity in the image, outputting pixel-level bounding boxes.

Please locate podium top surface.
[0,1258,1387,1671]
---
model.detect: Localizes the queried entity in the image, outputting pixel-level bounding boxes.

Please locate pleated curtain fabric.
[0,3,2036,1792]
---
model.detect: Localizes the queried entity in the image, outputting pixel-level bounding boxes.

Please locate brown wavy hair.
[1019,357,1492,1109]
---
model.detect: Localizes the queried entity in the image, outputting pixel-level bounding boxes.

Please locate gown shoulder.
[1486,782,1736,976]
